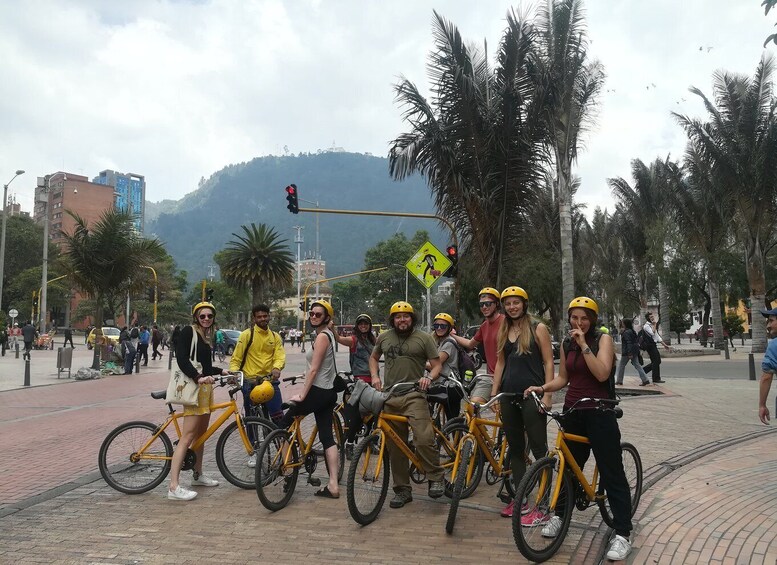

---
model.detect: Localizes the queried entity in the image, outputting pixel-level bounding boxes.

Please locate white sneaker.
[247,454,257,468]
[191,472,219,487]
[606,534,632,561]
[542,515,563,538]
[168,485,197,501]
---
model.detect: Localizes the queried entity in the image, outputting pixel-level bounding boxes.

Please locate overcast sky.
[1,0,774,217]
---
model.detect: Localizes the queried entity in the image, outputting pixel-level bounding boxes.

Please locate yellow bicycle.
[98,372,277,493]
[512,392,643,562]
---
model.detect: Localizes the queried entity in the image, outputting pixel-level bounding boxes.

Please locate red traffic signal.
[285,184,299,214]
[445,244,458,277]
[446,245,458,258]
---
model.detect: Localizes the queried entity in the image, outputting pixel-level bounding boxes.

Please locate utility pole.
[294,226,304,331]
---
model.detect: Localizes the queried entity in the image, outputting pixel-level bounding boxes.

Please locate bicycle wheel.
[255,429,299,511]
[598,442,643,528]
[98,421,173,494]
[440,419,481,498]
[512,456,574,563]
[446,437,475,534]
[215,416,276,489]
[346,433,389,525]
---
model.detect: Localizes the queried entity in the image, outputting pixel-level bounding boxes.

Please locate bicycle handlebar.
[282,374,306,385]
[528,391,620,419]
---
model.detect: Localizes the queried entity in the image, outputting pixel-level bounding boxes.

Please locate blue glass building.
[92,170,145,232]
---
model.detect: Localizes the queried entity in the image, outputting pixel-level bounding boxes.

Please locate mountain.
[145,152,447,282]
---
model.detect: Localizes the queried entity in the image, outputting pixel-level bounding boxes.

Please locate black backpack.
[562,330,617,399]
[445,337,476,378]
[636,328,649,350]
[130,327,139,339]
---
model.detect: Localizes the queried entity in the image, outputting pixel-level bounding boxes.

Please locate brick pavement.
[2,348,776,563]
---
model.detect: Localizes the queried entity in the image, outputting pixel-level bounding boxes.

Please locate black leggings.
[561,409,632,537]
[500,396,548,490]
[278,386,337,450]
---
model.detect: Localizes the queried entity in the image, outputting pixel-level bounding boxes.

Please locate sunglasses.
[309,311,324,318]
[198,314,214,320]
[432,323,449,330]
[479,301,496,308]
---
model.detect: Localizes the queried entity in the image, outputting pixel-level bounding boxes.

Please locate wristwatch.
[582,346,592,355]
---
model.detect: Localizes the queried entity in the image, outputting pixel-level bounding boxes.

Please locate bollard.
[135,351,141,374]
[724,339,730,360]
[168,349,173,370]
[15,342,19,358]
[749,353,756,381]
[24,355,31,387]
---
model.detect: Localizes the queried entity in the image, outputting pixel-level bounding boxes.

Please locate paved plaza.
[1,341,776,564]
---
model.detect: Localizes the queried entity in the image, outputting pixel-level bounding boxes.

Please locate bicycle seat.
[151,390,167,400]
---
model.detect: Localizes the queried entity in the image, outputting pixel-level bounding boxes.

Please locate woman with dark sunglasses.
[167,301,229,501]
[280,300,341,498]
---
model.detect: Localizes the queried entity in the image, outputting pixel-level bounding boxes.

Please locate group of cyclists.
[166,285,635,561]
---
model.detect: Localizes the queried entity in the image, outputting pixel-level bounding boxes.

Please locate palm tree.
[217,223,294,306]
[60,209,164,369]
[534,0,605,313]
[389,9,547,286]
[674,55,777,352]
[667,148,734,350]
[608,158,674,327]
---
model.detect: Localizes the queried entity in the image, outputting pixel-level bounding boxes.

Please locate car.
[695,327,729,340]
[221,329,241,355]
[87,327,121,349]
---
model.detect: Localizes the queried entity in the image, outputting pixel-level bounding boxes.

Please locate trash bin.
[57,347,73,379]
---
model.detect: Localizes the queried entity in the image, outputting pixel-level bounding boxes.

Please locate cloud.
[0,0,773,219]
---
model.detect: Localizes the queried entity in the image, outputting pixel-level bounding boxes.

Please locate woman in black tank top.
[490,286,555,519]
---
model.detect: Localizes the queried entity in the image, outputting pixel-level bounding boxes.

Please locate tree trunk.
[708,280,725,350]
[745,238,768,353]
[658,273,670,344]
[251,281,262,308]
[91,301,104,370]
[558,171,575,314]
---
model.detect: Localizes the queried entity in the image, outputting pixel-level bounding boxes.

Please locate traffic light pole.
[296,206,461,323]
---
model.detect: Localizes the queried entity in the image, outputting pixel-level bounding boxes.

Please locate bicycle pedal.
[497,493,511,504]
[308,476,321,487]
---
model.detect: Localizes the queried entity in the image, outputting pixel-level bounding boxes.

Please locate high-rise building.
[92,170,145,232]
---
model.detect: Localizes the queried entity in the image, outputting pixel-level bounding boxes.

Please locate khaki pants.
[383,391,442,492]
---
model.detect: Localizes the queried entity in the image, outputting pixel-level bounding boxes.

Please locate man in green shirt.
[369,301,443,508]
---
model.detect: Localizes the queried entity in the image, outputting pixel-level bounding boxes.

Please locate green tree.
[674,55,777,352]
[216,223,295,306]
[535,0,605,315]
[60,209,164,368]
[389,9,547,286]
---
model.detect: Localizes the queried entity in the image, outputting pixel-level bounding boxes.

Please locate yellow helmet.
[310,299,334,319]
[249,380,275,405]
[568,296,599,316]
[390,301,414,315]
[433,313,454,327]
[192,301,216,316]
[478,287,500,301]
[500,286,528,301]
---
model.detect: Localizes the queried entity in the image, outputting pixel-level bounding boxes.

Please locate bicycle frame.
[132,395,250,463]
[539,429,603,511]
[455,406,507,484]
[277,416,324,470]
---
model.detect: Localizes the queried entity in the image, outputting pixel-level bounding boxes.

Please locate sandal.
[314,486,340,499]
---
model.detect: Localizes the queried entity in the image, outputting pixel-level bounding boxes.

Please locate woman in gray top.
[280,299,340,498]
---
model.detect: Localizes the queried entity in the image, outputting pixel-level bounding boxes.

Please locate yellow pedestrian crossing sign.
[406,241,452,289]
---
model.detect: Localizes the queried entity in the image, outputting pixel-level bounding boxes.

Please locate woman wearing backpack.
[523,297,633,561]
[616,319,650,386]
[491,286,555,519]
[334,313,377,458]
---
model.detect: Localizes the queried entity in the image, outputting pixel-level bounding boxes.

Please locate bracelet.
[540,385,545,394]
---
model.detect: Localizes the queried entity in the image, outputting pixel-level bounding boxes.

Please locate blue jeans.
[615,353,649,384]
[124,350,136,374]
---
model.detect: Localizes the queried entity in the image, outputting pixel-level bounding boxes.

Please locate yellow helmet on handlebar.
[249,380,275,405]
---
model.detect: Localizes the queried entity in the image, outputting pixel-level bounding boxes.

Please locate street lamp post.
[37,173,65,332]
[0,169,25,313]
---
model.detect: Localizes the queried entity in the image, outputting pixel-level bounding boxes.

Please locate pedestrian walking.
[151,324,162,360]
[120,326,136,374]
[641,312,670,384]
[22,321,36,359]
[63,327,75,348]
[615,319,649,386]
[138,325,150,366]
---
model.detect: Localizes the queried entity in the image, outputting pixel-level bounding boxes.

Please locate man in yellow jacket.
[230,305,286,465]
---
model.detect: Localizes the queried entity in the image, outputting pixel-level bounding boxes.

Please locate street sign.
[8,309,18,320]
[406,241,452,289]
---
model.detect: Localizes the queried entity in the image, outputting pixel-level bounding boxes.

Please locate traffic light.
[206,288,214,303]
[285,183,299,214]
[147,288,155,302]
[445,245,458,277]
